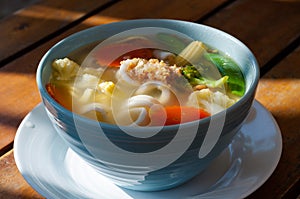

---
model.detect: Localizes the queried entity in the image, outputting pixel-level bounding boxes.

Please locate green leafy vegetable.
[181,65,202,80]
[181,65,228,88]
[205,53,245,96]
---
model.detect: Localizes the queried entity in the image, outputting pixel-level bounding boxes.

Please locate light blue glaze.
[36,19,259,191]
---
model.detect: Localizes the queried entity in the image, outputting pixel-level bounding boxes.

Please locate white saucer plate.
[14,101,282,199]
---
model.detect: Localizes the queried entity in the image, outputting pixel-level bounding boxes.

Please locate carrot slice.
[95,45,153,67]
[150,106,210,126]
[93,37,154,68]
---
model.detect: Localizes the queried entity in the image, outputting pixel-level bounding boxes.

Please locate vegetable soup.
[46,33,245,126]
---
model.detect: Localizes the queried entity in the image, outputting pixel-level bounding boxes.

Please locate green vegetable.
[181,65,202,80]
[156,33,186,52]
[205,53,245,96]
[181,65,228,88]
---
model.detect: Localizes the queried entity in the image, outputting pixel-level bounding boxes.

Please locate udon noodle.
[46,33,245,126]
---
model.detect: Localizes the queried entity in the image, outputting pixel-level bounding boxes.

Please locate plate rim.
[13,100,282,199]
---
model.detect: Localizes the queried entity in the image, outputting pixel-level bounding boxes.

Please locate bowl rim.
[36,19,260,131]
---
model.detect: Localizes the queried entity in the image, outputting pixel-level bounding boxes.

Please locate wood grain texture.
[0,0,111,65]
[0,0,229,65]
[250,47,300,199]
[203,0,300,68]
[0,0,40,19]
[96,0,227,20]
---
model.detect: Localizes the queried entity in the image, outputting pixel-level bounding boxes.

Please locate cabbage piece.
[175,41,206,66]
[74,73,99,89]
[187,88,236,114]
[189,76,228,88]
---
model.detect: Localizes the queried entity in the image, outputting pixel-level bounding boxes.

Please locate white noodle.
[117,59,140,86]
[134,81,175,106]
[128,107,148,126]
[128,95,160,108]
[117,95,162,126]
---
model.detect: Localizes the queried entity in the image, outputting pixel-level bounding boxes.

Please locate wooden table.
[0,0,299,198]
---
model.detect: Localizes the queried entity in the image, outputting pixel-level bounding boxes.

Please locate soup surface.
[46,34,245,126]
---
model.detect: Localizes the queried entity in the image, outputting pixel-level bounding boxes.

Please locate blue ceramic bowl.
[36,19,259,191]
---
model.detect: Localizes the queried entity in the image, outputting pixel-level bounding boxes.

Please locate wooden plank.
[0,0,112,65]
[248,47,300,198]
[67,0,229,31]
[0,150,42,198]
[0,0,40,19]
[0,63,40,154]
[97,0,228,20]
[203,0,300,68]
[0,0,228,66]
[0,0,229,154]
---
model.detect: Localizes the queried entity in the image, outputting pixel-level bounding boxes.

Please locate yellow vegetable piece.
[175,41,206,66]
